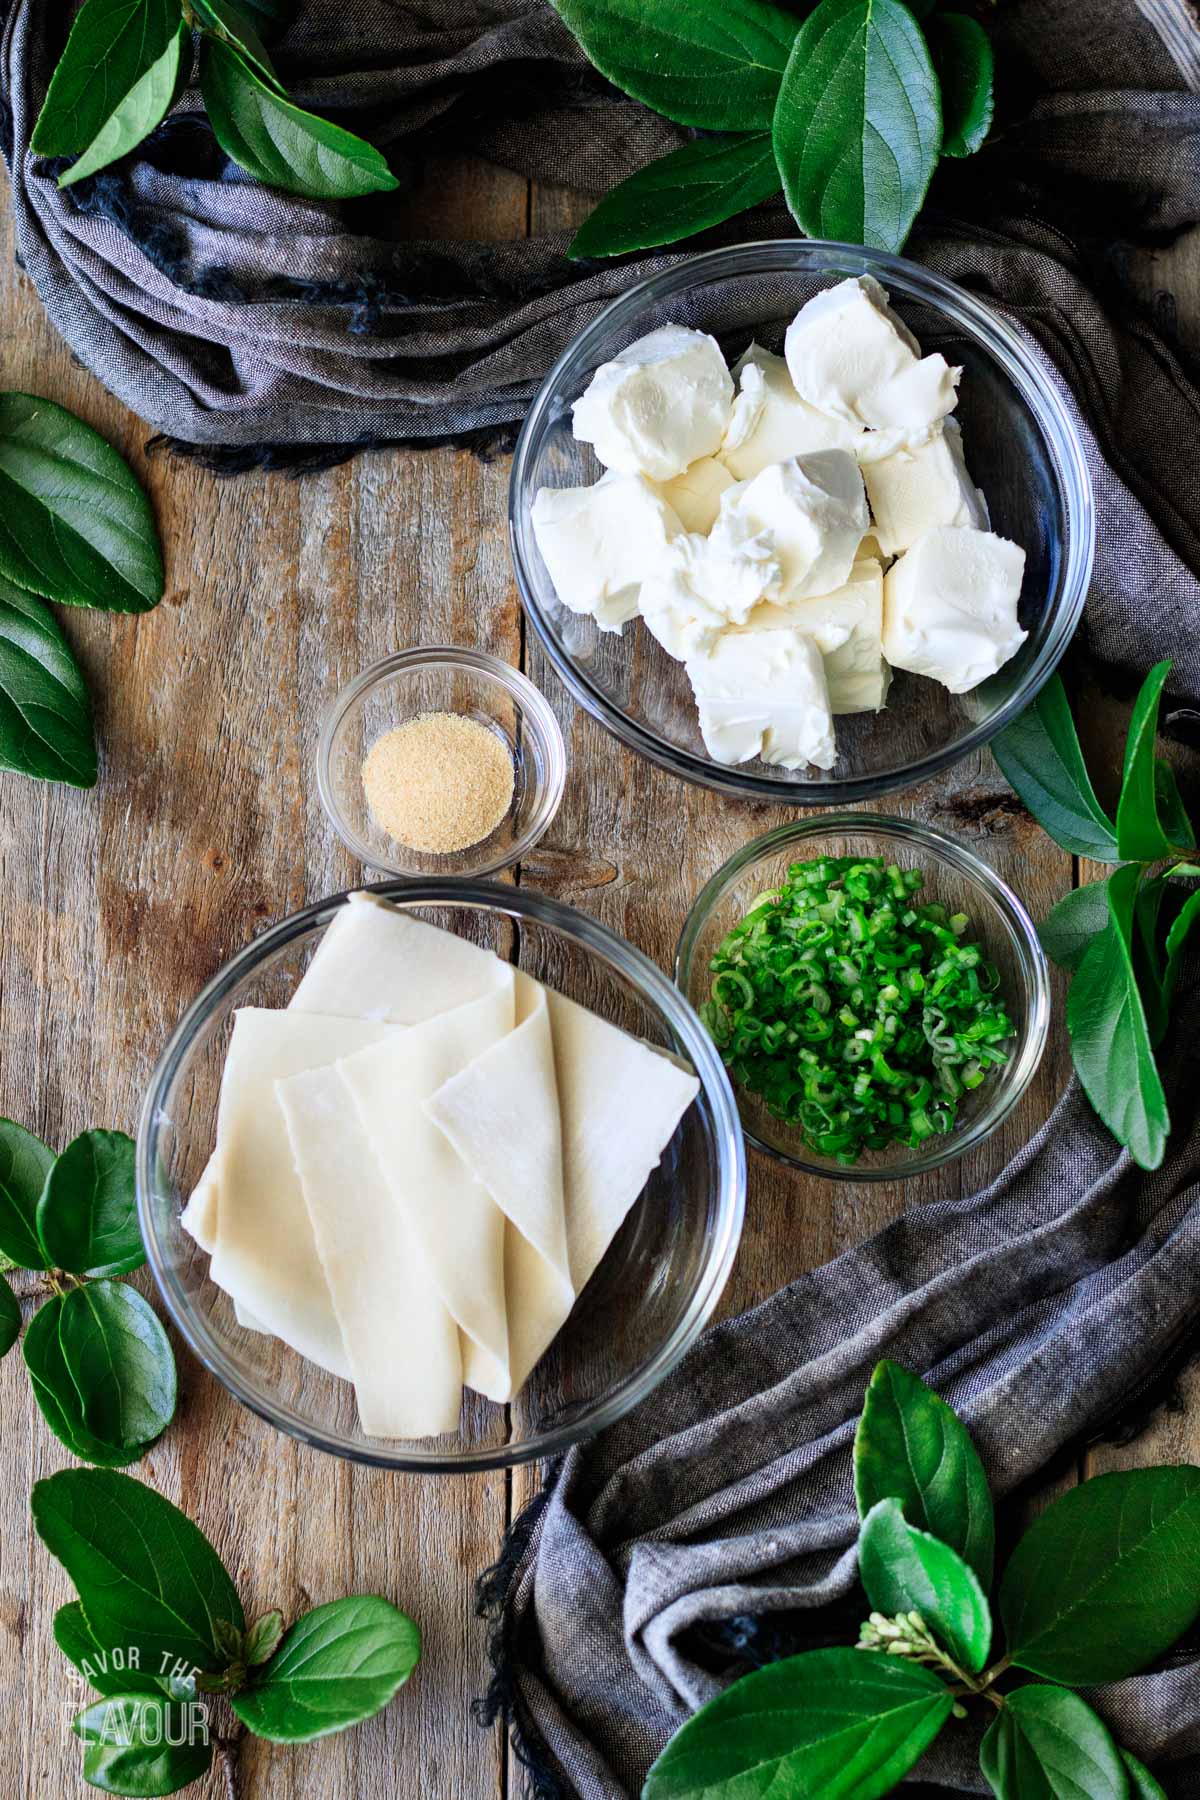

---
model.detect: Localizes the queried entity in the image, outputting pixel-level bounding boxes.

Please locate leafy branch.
[643,1360,1191,1799]
[991,659,1200,1169]
[32,0,398,200]
[552,0,995,257]
[0,1122,177,1465]
[36,1468,421,1795]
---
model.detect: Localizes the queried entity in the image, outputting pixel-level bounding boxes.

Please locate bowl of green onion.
[676,816,1049,1178]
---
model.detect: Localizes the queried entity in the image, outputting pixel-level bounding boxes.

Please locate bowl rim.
[136,879,747,1474]
[509,238,1096,803]
[315,645,568,879]
[674,811,1051,1178]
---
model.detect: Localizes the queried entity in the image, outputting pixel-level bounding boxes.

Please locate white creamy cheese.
[639,527,778,660]
[531,474,682,631]
[719,344,862,480]
[745,555,891,714]
[571,324,734,480]
[785,276,960,433]
[686,628,836,770]
[862,419,988,555]
[716,451,869,602]
[651,455,734,533]
[882,526,1027,693]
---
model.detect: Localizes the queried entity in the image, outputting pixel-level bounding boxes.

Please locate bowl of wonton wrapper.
[137,883,745,1472]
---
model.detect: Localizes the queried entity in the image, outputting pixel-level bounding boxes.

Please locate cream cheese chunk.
[638,526,779,661]
[571,324,734,480]
[785,276,959,432]
[719,345,862,480]
[531,474,682,632]
[717,451,869,602]
[745,555,891,714]
[882,526,1027,693]
[651,456,734,533]
[861,420,988,555]
[686,627,836,770]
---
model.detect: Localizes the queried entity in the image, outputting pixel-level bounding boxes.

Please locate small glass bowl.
[137,882,745,1473]
[316,647,566,879]
[676,815,1049,1179]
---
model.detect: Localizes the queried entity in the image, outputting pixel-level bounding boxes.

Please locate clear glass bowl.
[676,815,1049,1178]
[317,647,566,879]
[137,883,745,1473]
[509,240,1095,803]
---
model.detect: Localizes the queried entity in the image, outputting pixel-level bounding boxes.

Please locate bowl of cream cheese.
[509,241,1094,802]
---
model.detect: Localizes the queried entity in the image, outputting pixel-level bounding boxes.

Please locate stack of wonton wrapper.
[181,894,699,1437]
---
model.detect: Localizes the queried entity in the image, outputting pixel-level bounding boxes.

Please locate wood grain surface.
[1,150,1197,1800]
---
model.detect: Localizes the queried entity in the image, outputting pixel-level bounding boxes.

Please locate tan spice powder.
[361,711,515,853]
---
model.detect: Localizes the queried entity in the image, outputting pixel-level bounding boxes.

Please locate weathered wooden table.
[3,156,1198,1799]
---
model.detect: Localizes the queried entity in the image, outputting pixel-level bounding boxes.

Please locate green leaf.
[24,1296,152,1466]
[191,0,284,89]
[74,1693,212,1797]
[980,1685,1131,1800]
[550,0,795,131]
[231,1596,421,1742]
[0,394,164,614]
[55,1602,168,1698]
[0,574,96,787]
[58,22,190,188]
[1153,760,1194,851]
[1038,881,1112,974]
[1131,873,1169,1047]
[200,40,399,199]
[37,1130,143,1276]
[772,0,941,254]
[57,1282,176,1451]
[925,14,993,158]
[641,1646,954,1800]
[31,0,183,157]
[568,134,781,261]
[1163,881,1200,1004]
[1066,863,1169,1169]
[854,1361,994,1588]
[991,675,1120,861]
[1000,1466,1200,1684]
[0,1118,56,1268]
[244,1609,285,1665]
[32,1468,245,1674]
[0,1271,19,1357]
[858,1498,991,1672]
[1117,662,1192,861]
[1121,1751,1168,1800]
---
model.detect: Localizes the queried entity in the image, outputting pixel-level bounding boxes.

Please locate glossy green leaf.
[74,1693,212,1797]
[231,1596,420,1741]
[1066,864,1168,1169]
[57,1282,176,1451]
[1163,880,1200,1004]
[1154,760,1194,851]
[0,574,96,787]
[1116,662,1191,861]
[0,1117,56,1268]
[1121,1751,1168,1800]
[1038,880,1112,974]
[1131,873,1169,1047]
[24,1297,151,1466]
[992,675,1120,861]
[980,1685,1130,1800]
[245,1609,285,1666]
[37,1129,143,1276]
[200,40,399,199]
[0,1271,19,1357]
[551,0,795,131]
[569,134,781,260]
[31,0,183,157]
[858,1498,991,1672]
[855,1361,994,1588]
[1000,1466,1200,1684]
[191,0,284,89]
[642,1647,954,1800]
[32,1468,245,1673]
[55,1602,168,1699]
[59,22,190,188]
[926,14,993,157]
[0,394,164,614]
[773,0,941,254]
